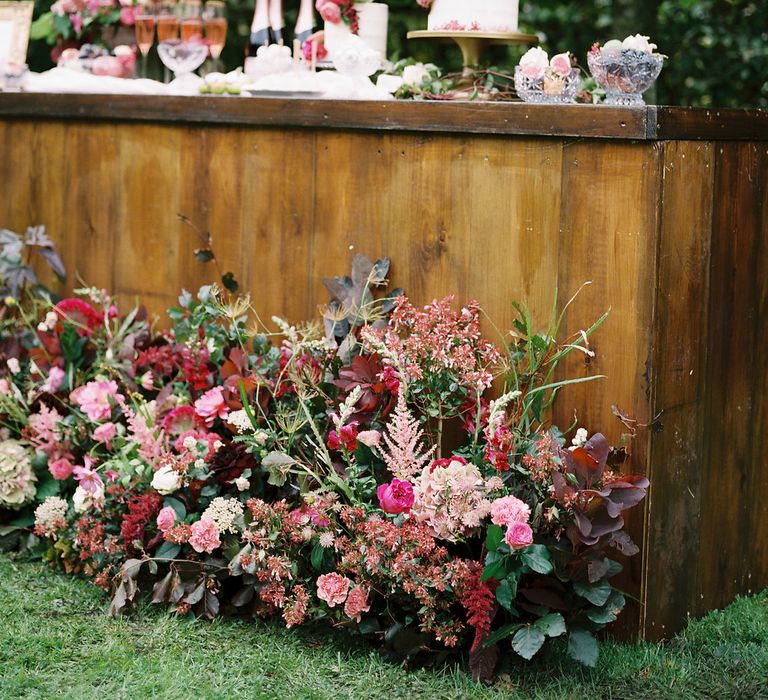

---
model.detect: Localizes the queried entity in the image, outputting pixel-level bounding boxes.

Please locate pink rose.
[70,380,120,422]
[93,421,117,447]
[519,47,549,80]
[49,457,74,480]
[156,506,177,533]
[490,495,531,527]
[316,572,351,607]
[505,521,534,550]
[377,478,414,514]
[189,517,221,553]
[344,585,370,622]
[194,387,229,427]
[119,6,134,25]
[316,0,341,24]
[549,52,572,78]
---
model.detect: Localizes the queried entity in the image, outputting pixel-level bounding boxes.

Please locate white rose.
[151,465,182,495]
[621,34,657,54]
[519,47,550,79]
[73,484,105,513]
[401,63,431,87]
[234,476,250,492]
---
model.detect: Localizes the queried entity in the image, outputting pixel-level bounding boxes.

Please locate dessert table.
[0,93,766,641]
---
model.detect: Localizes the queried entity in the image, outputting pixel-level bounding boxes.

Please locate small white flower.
[570,428,589,449]
[182,435,199,451]
[213,440,224,451]
[234,476,249,492]
[6,358,20,375]
[253,430,269,445]
[621,34,657,54]
[401,62,430,87]
[73,484,105,513]
[151,465,182,495]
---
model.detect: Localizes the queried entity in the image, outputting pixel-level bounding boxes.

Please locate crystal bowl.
[157,40,208,76]
[587,51,664,106]
[514,67,581,104]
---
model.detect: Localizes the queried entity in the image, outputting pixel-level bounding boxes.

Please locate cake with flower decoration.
[419,0,519,33]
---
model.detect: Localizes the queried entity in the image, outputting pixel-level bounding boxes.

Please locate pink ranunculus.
[194,387,229,427]
[549,52,573,78]
[156,506,177,533]
[377,478,414,515]
[119,6,134,25]
[70,380,120,422]
[189,517,221,553]
[490,495,531,527]
[505,521,534,550]
[316,572,351,607]
[42,366,65,394]
[93,421,117,447]
[344,585,370,622]
[49,457,74,480]
[316,0,341,24]
[357,430,381,448]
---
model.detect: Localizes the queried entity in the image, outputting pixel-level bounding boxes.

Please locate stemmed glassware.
[179,0,203,42]
[133,0,156,78]
[202,1,228,71]
[157,0,207,83]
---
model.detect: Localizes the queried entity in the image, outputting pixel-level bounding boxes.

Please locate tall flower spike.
[378,386,435,480]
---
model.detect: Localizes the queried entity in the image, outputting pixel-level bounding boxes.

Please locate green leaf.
[535,613,566,638]
[586,591,626,625]
[154,542,181,560]
[495,576,517,611]
[36,475,61,500]
[511,626,546,660]
[194,248,214,263]
[485,524,504,552]
[310,542,325,571]
[30,12,54,40]
[567,629,599,667]
[574,579,612,606]
[163,497,187,521]
[483,622,522,647]
[521,544,554,574]
[481,558,506,582]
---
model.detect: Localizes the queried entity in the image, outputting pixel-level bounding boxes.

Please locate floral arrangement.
[31,0,137,50]
[0,233,648,680]
[515,47,581,103]
[315,0,372,33]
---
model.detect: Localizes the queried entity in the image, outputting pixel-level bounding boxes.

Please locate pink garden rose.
[315,0,341,24]
[156,506,177,533]
[505,521,534,550]
[49,457,74,480]
[519,47,550,79]
[189,517,221,553]
[377,478,414,514]
[490,495,531,527]
[194,387,229,427]
[344,585,370,622]
[316,572,351,607]
[549,52,573,78]
[93,421,117,447]
[70,380,120,422]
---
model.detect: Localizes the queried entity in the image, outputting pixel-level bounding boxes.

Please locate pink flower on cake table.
[93,421,117,448]
[70,380,120,422]
[549,52,573,78]
[156,506,177,533]
[189,517,221,553]
[490,495,531,527]
[316,572,351,607]
[344,585,370,622]
[49,457,74,480]
[519,47,550,80]
[42,366,65,394]
[315,0,341,24]
[377,478,415,514]
[505,521,534,550]
[119,6,135,25]
[194,387,229,427]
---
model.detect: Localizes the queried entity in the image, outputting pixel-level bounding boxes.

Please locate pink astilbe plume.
[378,387,435,480]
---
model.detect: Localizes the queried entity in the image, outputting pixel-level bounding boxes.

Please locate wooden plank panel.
[643,141,715,639]
[698,142,765,614]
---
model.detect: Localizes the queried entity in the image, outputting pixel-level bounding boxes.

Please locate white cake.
[325,2,389,59]
[427,0,518,33]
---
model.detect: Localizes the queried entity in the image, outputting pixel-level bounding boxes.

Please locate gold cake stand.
[407,30,538,78]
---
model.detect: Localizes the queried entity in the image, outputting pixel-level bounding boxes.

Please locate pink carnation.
[505,521,534,550]
[70,380,121,422]
[377,478,414,514]
[194,387,229,427]
[490,495,531,527]
[49,457,74,480]
[156,506,177,533]
[316,572,351,607]
[189,517,221,553]
[344,585,370,622]
[93,421,117,447]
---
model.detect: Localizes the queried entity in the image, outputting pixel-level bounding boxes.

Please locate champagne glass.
[179,0,203,43]
[134,0,156,78]
[156,0,179,83]
[203,1,227,70]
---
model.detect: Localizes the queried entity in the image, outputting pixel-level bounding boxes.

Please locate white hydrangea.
[202,497,244,534]
[0,439,37,509]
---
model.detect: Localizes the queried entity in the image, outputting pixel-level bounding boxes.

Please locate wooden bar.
[1,94,767,641]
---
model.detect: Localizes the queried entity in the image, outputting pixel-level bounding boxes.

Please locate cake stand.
[407,30,538,78]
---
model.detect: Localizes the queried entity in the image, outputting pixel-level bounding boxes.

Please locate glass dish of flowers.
[514,48,581,104]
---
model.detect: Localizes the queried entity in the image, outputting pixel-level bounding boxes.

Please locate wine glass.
[203,1,227,70]
[156,1,179,82]
[179,0,203,42]
[134,0,156,78]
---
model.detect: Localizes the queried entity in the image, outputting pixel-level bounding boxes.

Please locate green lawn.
[1,556,766,700]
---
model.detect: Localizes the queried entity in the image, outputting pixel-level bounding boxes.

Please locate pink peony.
[49,457,74,480]
[490,495,531,527]
[189,517,221,553]
[70,380,120,422]
[549,52,573,78]
[194,387,229,427]
[505,521,534,550]
[316,572,351,607]
[344,585,370,622]
[93,421,117,447]
[377,478,415,514]
[42,366,65,394]
[156,506,177,533]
